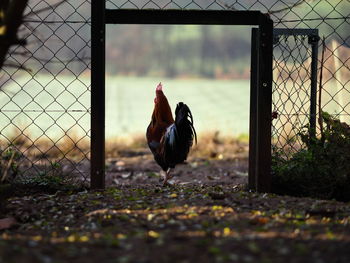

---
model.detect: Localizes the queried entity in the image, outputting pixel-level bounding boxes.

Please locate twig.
[2,62,32,73]
[318,37,326,141]
[218,0,307,14]
[1,150,15,183]
[216,0,238,10]
[9,50,31,56]
[30,56,91,64]
[268,0,305,15]
[24,0,66,18]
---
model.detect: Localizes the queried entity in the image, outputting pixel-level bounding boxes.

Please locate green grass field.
[105,76,250,138]
[0,74,347,144]
[0,75,251,141]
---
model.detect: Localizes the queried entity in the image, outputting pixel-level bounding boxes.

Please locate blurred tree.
[0,0,28,69]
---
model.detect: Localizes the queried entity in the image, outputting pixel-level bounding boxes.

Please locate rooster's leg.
[159,170,166,182]
[162,168,172,186]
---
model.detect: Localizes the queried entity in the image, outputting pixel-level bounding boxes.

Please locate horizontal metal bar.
[273,28,319,37]
[23,19,91,24]
[106,9,266,25]
[279,16,349,24]
[0,110,89,112]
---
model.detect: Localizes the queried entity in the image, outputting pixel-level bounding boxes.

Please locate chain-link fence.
[270,1,349,157]
[0,0,91,184]
[114,0,349,158]
[272,28,319,158]
[105,0,349,157]
[1,0,349,184]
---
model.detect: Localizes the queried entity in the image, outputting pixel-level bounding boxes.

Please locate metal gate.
[272,28,320,159]
[249,27,319,190]
[91,6,274,192]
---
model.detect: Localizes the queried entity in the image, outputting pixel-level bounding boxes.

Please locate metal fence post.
[256,15,273,192]
[91,0,106,189]
[249,28,259,190]
[309,33,320,139]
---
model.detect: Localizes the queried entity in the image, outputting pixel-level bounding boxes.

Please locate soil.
[1,148,350,263]
[105,149,248,186]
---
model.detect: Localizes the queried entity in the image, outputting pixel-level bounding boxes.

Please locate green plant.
[13,161,80,194]
[0,146,21,184]
[0,146,22,210]
[272,112,350,201]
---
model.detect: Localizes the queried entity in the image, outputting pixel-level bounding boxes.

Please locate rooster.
[146,83,197,185]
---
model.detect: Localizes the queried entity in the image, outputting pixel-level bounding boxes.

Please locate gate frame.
[272,28,320,139]
[250,27,320,190]
[91,6,273,192]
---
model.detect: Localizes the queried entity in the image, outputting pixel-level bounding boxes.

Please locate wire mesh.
[105,0,350,158]
[0,0,91,184]
[1,0,349,184]
[272,32,316,158]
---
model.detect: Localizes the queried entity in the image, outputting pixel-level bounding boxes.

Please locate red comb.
[156,82,163,91]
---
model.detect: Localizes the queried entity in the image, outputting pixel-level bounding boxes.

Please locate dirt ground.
[105,149,248,187]
[1,142,350,263]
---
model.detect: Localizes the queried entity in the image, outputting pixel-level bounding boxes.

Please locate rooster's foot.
[162,168,173,186]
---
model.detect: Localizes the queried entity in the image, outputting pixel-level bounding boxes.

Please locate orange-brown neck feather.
[148,91,174,143]
[154,91,174,124]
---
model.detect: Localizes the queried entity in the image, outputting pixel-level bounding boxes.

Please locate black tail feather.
[175,102,197,144]
[162,102,197,169]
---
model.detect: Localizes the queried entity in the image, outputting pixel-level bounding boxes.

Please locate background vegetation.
[106,25,252,78]
[272,112,350,201]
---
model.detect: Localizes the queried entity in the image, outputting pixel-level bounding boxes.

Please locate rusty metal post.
[91,0,105,189]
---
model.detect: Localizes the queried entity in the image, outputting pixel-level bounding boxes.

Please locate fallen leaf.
[148,230,160,238]
[121,173,131,179]
[116,161,125,166]
[169,193,177,198]
[0,217,18,230]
